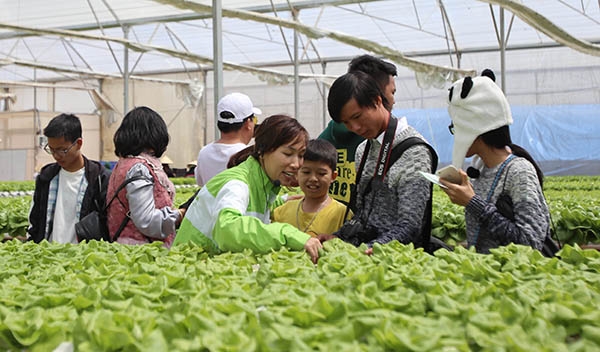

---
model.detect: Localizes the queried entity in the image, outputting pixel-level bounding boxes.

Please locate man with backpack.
[322,71,438,254]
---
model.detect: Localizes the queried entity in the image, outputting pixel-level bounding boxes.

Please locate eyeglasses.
[44,140,78,156]
[448,122,455,135]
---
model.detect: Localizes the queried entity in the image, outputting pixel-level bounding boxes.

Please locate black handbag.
[75,176,109,241]
[75,175,149,242]
[496,193,560,258]
[75,210,109,241]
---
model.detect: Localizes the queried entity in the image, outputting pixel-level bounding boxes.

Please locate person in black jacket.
[28,114,111,243]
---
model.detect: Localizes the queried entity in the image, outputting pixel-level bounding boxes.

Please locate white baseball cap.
[217,93,262,124]
[448,73,512,168]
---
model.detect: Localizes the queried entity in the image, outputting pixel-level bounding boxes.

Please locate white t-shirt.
[50,167,85,244]
[195,142,247,186]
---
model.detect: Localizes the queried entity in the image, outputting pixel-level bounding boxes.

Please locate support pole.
[293,9,300,119]
[123,25,130,115]
[213,0,223,140]
[322,61,327,130]
[500,7,506,93]
[33,69,39,176]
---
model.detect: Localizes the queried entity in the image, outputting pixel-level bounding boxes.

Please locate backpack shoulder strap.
[387,137,439,250]
[106,174,153,242]
[344,140,371,216]
[105,174,152,210]
[388,137,438,173]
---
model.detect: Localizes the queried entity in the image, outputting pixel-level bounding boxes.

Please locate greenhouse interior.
[0,1,599,351]
[1,0,598,178]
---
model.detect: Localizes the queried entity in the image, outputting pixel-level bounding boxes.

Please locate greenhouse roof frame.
[0,0,598,94]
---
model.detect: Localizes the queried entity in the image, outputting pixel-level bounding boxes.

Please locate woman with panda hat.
[439,69,551,254]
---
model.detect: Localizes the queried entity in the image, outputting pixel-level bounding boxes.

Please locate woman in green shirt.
[174,114,322,263]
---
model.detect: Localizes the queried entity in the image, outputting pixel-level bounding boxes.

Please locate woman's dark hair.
[251,114,308,159]
[43,113,82,142]
[228,145,253,168]
[113,106,170,158]
[327,71,386,123]
[480,125,544,187]
[304,139,337,172]
[226,115,308,167]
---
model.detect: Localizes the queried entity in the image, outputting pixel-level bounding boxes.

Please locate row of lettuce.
[0,240,598,351]
[431,176,600,246]
[1,176,599,245]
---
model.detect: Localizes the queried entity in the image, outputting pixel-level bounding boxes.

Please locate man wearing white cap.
[195,93,261,186]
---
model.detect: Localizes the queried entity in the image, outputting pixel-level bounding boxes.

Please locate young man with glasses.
[28,114,111,244]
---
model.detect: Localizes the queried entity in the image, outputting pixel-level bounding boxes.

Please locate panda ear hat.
[447,69,512,169]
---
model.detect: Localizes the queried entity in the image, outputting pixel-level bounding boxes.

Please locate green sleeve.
[213,208,310,253]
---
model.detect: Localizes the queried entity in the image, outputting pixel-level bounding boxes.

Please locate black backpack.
[389,138,451,253]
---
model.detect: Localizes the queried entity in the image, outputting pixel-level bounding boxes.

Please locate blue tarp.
[395,104,600,176]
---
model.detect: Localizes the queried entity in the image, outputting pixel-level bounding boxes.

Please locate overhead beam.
[0,80,97,90]
[479,0,600,57]
[0,0,379,40]
[0,58,192,85]
[0,23,337,85]
[152,0,476,79]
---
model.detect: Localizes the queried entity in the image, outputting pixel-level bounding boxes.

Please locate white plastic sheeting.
[403,104,600,175]
[0,0,598,84]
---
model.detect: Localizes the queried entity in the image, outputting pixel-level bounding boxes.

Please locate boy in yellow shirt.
[273,139,352,237]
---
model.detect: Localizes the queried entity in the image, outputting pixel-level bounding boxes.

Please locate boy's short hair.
[304,139,337,172]
[43,114,82,142]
